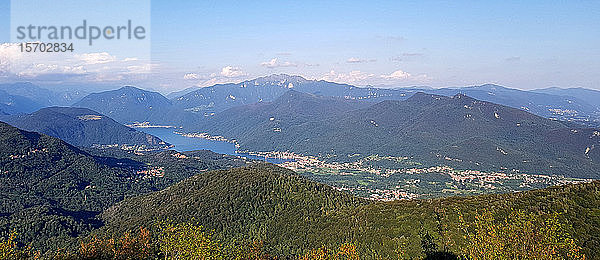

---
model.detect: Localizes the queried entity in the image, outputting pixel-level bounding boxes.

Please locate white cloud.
[75,52,117,65]
[220,66,246,77]
[93,73,124,82]
[381,70,411,80]
[196,77,229,87]
[0,43,22,62]
[0,43,153,82]
[17,63,87,77]
[260,58,298,68]
[183,73,199,80]
[125,64,153,74]
[180,69,252,87]
[318,69,428,86]
[321,70,376,84]
[0,43,22,75]
[261,58,278,68]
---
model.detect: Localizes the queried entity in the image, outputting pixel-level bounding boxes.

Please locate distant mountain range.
[195,90,600,178]
[0,107,168,148]
[0,89,44,115]
[170,74,409,115]
[533,87,600,108]
[72,86,204,126]
[5,75,599,127]
[2,76,598,179]
[430,84,600,126]
[70,75,600,127]
[170,75,600,127]
[0,82,88,114]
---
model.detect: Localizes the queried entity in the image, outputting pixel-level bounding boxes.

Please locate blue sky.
[1,0,599,92]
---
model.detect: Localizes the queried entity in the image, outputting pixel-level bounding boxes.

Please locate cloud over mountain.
[220,66,246,77]
[261,58,298,68]
[381,70,411,79]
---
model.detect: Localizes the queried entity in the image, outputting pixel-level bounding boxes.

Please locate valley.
[279,153,592,200]
[4,78,599,202]
[65,79,598,202]
[142,127,594,200]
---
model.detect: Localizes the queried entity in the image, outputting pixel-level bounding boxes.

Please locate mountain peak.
[73,86,173,124]
[117,86,146,92]
[2,107,169,147]
[251,74,310,85]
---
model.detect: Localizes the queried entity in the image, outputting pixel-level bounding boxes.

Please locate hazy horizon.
[5,73,600,97]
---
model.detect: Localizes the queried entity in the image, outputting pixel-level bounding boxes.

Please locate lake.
[137,127,293,164]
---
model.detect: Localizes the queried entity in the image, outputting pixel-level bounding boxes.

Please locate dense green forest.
[1,157,597,259]
[98,164,598,259]
[0,121,245,251]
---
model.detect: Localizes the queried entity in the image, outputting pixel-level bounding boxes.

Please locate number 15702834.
[20,42,74,52]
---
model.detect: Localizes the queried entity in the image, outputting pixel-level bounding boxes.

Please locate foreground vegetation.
[98,165,599,259]
[1,208,587,259]
[1,161,598,259]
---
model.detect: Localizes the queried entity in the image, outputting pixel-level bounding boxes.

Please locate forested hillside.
[197,91,600,179]
[101,163,599,259]
[0,122,246,251]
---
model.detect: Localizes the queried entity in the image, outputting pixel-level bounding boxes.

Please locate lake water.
[137,127,293,164]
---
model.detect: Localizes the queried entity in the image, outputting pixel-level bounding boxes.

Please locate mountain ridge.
[0,121,246,250]
[195,90,600,178]
[73,86,175,124]
[66,75,600,127]
[0,107,169,148]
